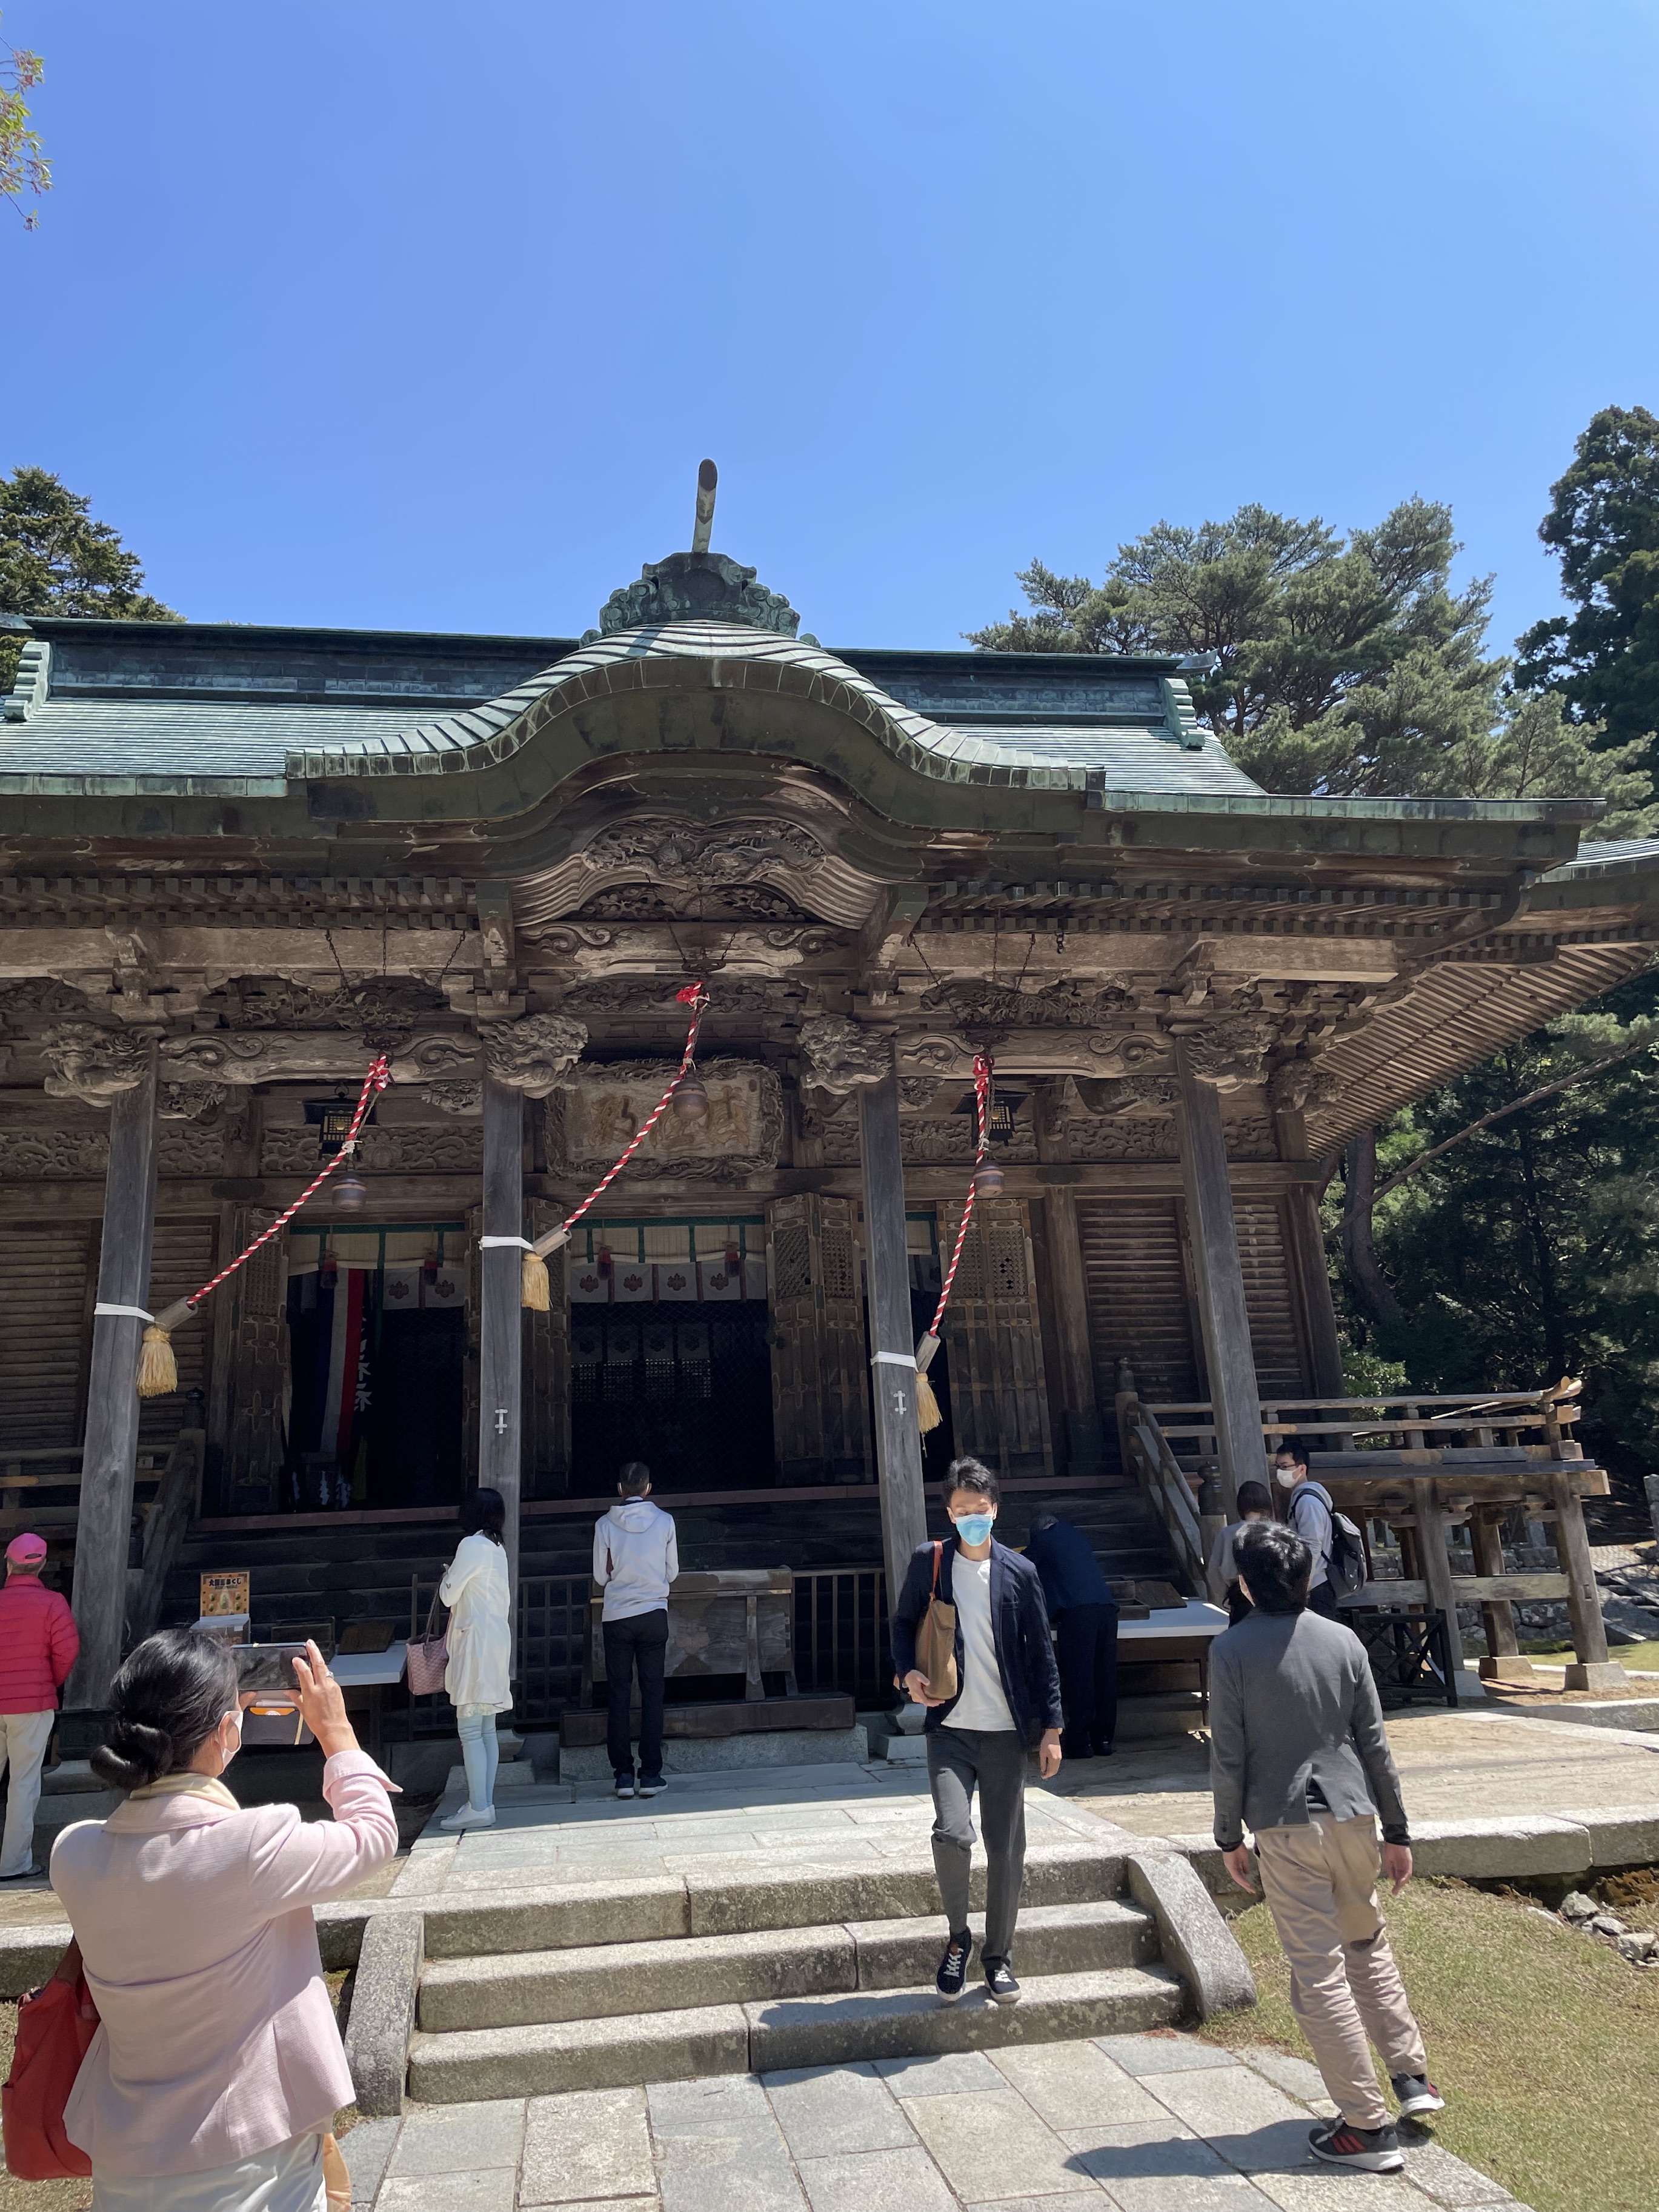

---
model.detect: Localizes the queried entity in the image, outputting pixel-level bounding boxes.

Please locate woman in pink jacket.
[51,1628,399,2211]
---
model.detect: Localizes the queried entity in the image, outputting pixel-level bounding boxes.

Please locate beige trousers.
[1253,1813,1427,2130]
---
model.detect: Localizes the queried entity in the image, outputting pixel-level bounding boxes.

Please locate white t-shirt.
[944,1551,1016,1733]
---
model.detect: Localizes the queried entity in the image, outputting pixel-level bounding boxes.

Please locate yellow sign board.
[199,1570,251,1619]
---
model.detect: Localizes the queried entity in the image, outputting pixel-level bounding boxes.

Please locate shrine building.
[4,487,1658,1710]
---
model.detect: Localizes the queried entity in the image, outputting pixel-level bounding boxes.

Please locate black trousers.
[603,1608,669,1779]
[1308,1580,1340,1620]
[1054,1603,1119,1756]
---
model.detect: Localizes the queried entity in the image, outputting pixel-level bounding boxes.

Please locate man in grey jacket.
[594,1461,680,1799]
[1210,1521,1443,2174]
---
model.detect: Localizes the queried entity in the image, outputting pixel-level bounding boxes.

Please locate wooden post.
[1411,1477,1471,1695]
[1285,1182,1345,1397]
[479,1077,524,1613]
[1469,1509,1534,1682]
[859,1068,926,1604]
[1035,1084,1102,1474]
[67,1046,160,1709]
[1551,1469,1627,1690]
[1174,1044,1264,1520]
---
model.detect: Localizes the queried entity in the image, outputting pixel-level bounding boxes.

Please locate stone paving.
[336,2030,1532,2210]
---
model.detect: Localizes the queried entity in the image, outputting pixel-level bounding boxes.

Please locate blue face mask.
[953,1513,995,1546]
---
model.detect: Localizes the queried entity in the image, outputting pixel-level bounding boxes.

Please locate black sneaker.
[613,1773,636,1799]
[1391,2074,1446,2117]
[1309,2121,1404,2172]
[984,1957,1022,2005]
[637,1774,667,1797]
[936,1930,972,2002]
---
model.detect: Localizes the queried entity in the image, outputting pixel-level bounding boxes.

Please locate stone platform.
[557,1725,869,1783]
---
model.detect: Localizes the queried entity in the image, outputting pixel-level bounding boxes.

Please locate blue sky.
[4,1,1657,656]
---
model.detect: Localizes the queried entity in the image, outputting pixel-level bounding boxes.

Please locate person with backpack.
[593,1461,679,1800]
[1210,1519,1443,2173]
[1274,1435,1366,1616]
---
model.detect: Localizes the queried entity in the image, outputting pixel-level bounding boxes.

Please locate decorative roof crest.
[594,460,808,640]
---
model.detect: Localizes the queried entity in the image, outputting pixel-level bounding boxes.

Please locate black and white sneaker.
[1309,2121,1405,2172]
[613,1773,636,1799]
[1391,2074,1446,2117]
[983,1957,1021,2005]
[637,1774,667,1797]
[936,1931,972,2002]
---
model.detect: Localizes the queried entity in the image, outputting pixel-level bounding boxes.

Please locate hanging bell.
[333,1167,368,1211]
[674,1069,710,1121]
[971,1159,1005,1199]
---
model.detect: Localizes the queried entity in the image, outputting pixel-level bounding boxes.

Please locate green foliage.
[1338,1343,1408,1401]
[0,467,180,689]
[1,14,48,229]
[1516,404,1659,772]
[1341,975,1659,1461]
[970,494,1658,824]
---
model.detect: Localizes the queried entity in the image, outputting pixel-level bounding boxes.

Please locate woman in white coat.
[438,1487,513,1831]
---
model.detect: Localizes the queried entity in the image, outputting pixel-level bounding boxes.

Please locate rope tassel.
[913,1053,993,1436]
[131,1055,391,1398]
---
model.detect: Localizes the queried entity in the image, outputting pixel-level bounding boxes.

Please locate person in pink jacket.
[51,1628,399,2211]
[0,1530,79,1879]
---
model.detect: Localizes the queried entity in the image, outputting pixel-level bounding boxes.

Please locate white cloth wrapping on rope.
[477,1237,534,1251]
[93,1305,155,1323]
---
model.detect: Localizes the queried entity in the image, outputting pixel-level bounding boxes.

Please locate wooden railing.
[1112,1365,1621,1689]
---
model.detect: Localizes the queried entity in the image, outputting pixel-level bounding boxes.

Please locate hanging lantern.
[305,1090,374,1160]
[971,1159,1006,1199]
[674,1068,710,1121]
[320,1247,338,1288]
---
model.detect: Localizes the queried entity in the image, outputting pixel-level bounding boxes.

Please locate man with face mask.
[1275,1436,1340,1619]
[891,1457,1063,2007]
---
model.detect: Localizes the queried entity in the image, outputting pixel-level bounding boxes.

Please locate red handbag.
[2,1948,99,2180]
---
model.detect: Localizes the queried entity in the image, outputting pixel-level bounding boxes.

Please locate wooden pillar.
[859,1069,926,1602]
[1034,1084,1102,1474]
[1551,1469,1627,1690]
[1174,1044,1263,1519]
[1469,1510,1534,1683]
[68,1046,160,1708]
[1285,1182,1345,1398]
[479,1077,524,1609]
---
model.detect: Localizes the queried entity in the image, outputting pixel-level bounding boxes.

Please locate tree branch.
[1371,1038,1652,1203]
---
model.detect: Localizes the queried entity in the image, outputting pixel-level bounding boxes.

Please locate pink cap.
[5,1534,47,1567]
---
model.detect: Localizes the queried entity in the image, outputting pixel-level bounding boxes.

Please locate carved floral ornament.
[579,815,826,888]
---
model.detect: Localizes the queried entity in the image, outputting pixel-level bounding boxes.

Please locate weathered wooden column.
[1285,1181,1345,1398]
[1174,1043,1264,1520]
[1551,1469,1627,1690]
[68,1043,160,1708]
[1469,1509,1534,1684]
[479,1076,524,1610]
[859,1066,926,1602]
[1035,1083,1102,1475]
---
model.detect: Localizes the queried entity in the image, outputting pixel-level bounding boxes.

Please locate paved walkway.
[337,2029,1531,2210]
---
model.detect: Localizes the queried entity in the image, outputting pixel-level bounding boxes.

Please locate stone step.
[417,1899,1158,2031]
[407,1964,1184,2099]
[421,1838,1128,1958]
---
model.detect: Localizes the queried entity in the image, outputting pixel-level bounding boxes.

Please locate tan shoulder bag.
[914,1540,959,1702]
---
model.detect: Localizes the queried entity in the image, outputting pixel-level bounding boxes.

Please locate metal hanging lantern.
[674,1068,710,1121]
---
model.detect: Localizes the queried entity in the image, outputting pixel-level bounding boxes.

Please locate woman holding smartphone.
[50,1626,397,2210]
[438,1486,513,1830]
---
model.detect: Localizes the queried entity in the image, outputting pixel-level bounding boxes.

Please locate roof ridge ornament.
[593,459,810,641]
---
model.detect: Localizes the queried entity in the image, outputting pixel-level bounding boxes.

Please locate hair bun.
[90,1716,173,1792]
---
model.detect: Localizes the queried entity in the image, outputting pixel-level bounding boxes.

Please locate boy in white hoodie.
[593,1460,680,1798]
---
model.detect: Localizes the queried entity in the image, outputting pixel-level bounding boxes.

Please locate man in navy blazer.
[891,1456,1063,2007]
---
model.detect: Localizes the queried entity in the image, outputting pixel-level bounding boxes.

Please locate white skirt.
[92,2130,325,2212]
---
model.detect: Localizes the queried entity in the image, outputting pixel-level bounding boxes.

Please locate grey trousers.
[926,1726,1029,1961]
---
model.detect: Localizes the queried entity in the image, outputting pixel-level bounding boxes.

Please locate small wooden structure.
[1117,1372,1626,1692]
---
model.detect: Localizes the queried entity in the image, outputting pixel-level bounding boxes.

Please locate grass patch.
[1199,1876,1659,2212]
[0,1974,360,2207]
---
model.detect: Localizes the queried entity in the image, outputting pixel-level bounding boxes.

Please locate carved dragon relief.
[158,1030,479,1087]
[544,1057,785,1184]
[41,1023,154,1104]
[797,1017,892,1100]
[476,1012,588,1099]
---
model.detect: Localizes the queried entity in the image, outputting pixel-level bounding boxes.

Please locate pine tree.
[0,467,179,689]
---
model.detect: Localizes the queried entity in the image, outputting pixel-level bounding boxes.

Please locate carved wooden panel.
[0,1224,96,1450]
[765,1194,871,1486]
[936,1198,1054,1481]
[523,1197,570,1496]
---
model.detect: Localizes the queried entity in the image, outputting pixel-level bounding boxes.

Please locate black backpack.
[1297,1481,1368,1601]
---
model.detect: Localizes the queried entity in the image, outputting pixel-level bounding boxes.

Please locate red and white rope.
[556,983,708,1242]
[174,1055,391,1316]
[928,1051,992,1339]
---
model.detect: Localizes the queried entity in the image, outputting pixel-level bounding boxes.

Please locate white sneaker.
[439,1802,496,1831]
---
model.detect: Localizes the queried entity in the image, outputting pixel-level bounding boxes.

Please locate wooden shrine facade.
[5,507,1659,1700]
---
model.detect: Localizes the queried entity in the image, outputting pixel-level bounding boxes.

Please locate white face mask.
[219,1708,243,1769]
[1275,1465,1302,1488]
